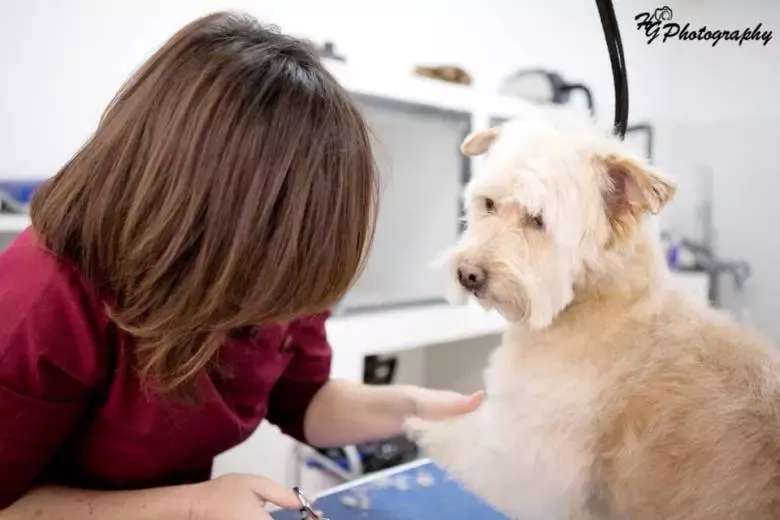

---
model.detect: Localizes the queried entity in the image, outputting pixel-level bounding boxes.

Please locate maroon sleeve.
[265,310,332,444]
[0,236,103,508]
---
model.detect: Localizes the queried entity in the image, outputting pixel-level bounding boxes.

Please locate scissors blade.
[293,487,329,520]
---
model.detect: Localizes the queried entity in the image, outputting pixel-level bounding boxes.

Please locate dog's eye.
[530,214,544,229]
[483,198,495,213]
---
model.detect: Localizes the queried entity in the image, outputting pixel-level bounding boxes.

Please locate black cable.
[609,2,628,135]
[595,0,629,138]
[602,2,628,136]
[605,1,628,134]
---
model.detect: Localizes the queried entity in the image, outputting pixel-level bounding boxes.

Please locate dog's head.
[441,115,676,328]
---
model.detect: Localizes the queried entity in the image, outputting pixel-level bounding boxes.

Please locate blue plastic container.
[0,179,45,213]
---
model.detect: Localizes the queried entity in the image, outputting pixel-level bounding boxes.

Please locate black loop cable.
[595,0,629,138]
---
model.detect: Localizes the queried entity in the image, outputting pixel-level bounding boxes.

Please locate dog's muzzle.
[457,261,487,294]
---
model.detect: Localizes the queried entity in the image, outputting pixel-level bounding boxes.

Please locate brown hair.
[30,11,378,396]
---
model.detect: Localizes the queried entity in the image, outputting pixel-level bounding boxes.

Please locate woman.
[0,11,482,519]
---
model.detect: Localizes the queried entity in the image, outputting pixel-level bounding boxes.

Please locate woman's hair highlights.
[30,12,379,397]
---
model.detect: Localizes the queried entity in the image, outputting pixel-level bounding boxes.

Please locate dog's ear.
[461,127,501,156]
[599,153,676,238]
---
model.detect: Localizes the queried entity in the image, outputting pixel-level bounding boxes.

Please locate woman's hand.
[189,473,301,520]
[404,387,484,420]
[303,380,485,448]
[0,476,302,520]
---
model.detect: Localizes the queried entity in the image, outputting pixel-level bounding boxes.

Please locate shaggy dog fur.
[405,113,780,520]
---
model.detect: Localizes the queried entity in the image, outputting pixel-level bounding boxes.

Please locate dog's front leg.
[405,408,526,517]
[405,410,486,469]
[406,409,507,486]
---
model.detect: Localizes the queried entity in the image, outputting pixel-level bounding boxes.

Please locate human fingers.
[417,389,484,420]
[247,475,302,510]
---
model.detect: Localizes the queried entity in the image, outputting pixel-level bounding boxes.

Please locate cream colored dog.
[405,114,780,520]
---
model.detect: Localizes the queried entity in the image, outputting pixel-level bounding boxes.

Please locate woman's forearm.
[0,484,197,520]
[303,379,416,447]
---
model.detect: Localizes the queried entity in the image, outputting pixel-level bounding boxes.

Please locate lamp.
[499,69,595,114]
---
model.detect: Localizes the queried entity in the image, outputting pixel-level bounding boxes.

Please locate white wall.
[1,2,779,340]
[1,4,779,340]
[2,0,779,163]
[0,0,529,177]
[0,0,723,179]
[658,119,780,334]
[638,1,780,340]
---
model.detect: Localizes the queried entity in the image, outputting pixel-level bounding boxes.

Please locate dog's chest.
[481,346,603,518]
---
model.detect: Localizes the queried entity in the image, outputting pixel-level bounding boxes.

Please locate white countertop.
[326,303,506,358]
[0,214,30,233]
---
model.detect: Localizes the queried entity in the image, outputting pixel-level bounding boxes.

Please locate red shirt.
[0,229,332,508]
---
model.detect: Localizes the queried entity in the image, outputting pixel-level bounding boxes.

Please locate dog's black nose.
[457,263,487,292]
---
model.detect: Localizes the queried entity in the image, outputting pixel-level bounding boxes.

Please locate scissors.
[294,487,330,520]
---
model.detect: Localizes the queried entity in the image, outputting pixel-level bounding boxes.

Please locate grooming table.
[271,458,508,519]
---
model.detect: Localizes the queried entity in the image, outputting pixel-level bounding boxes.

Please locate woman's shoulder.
[0,227,97,306]
[3,225,63,267]
[0,227,108,385]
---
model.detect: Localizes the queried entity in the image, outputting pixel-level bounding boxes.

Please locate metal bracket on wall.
[316,41,345,62]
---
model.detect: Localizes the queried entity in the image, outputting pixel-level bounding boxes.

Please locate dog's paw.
[404,416,462,467]
[403,416,431,444]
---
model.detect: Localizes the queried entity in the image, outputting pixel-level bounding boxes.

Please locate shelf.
[326,61,473,116]
[325,303,506,359]
[324,60,537,122]
[0,214,30,233]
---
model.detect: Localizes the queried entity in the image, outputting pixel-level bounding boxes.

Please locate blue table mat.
[271,461,508,519]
